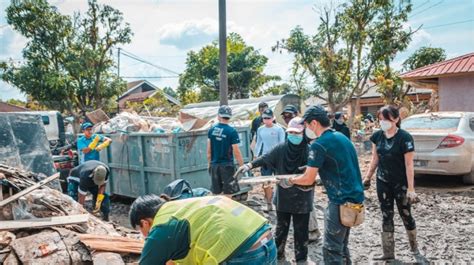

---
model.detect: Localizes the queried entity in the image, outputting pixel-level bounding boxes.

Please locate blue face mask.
[287,134,303,145]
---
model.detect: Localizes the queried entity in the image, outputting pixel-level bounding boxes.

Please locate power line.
[423,19,474,29]
[410,0,443,18]
[119,49,180,75]
[121,76,178,78]
[411,0,430,11]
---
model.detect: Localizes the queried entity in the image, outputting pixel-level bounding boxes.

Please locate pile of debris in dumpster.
[91,110,251,135]
[0,164,142,265]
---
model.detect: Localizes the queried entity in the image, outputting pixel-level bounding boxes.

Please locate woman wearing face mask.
[363,105,426,263]
[239,117,315,263]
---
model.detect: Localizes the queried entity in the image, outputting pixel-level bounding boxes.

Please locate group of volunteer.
[65,103,425,265]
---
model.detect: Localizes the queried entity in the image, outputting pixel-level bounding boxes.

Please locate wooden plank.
[0,173,59,207]
[86,109,110,124]
[78,234,144,254]
[239,174,299,185]
[0,214,89,231]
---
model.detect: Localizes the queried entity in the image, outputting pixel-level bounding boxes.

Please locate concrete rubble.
[0,165,141,265]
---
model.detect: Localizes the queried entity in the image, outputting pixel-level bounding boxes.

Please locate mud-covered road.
[109,159,474,264]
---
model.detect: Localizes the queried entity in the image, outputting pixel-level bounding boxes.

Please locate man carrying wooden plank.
[67,160,110,221]
[129,194,277,265]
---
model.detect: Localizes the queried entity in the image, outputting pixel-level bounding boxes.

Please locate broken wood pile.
[0,164,143,265]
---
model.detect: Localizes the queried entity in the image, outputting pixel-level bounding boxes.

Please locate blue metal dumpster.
[100,127,251,198]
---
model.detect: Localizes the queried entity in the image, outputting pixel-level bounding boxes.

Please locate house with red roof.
[0,102,29,112]
[400,52,474,111]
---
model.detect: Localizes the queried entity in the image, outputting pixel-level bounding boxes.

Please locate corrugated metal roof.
[400,52,474,80]
[123,90,155,102]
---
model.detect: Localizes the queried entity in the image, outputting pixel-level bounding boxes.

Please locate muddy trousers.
[275,211,309,262]
[376,179,416,232]
[323,202,351,265]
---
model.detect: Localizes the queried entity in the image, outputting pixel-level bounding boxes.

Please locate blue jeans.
[225,238,277,265]
[324,202,351,265]
[67,180,110,218]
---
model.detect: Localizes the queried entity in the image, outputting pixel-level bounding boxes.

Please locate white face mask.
[305,127,317,139]
[380,120,393,132]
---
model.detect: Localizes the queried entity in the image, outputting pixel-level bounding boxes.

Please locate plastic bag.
[12,198,37,220]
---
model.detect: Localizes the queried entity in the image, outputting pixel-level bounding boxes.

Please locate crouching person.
[67,160,110,221]
[129,195,277,265]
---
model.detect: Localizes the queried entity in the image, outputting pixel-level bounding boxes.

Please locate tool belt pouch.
[339,202,365,227]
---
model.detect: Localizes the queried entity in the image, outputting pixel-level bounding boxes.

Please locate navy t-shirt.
[69,160,109,193]
[208,123,240,165]
[307,130,364,205]
[370,129,415,185]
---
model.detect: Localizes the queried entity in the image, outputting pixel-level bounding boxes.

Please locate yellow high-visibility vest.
[152,196,267,264]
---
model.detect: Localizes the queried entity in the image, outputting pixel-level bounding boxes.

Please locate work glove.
[239,163,252,173]
[406,189,420,204]
[363,177,371,190]
[277,177,293,189]
[93,194,105,214]
[298,166,307,171]
[88,135,100,150]
[95,141,110,152]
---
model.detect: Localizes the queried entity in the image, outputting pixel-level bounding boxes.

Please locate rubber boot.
[373,232,395,261]
[407,229,428,264]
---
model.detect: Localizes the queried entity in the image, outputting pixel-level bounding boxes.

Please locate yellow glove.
[95,141,110,152]
[93,194,105,213]
[88,135,100,150]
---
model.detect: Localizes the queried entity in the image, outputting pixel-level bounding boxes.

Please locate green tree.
[5,99,26,108]
[274,0,414,115]
[163,86,178,99]
[127,91,179,117]
[1,0,132,128]
[403,46,446,71]
[178,33,280,104]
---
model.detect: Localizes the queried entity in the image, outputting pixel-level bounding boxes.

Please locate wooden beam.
[0,173,60,208]
[239,174,299,185]
[0,214,89,231]
[78,234,144,254]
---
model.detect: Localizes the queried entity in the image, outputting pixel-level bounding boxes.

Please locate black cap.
[281,104,298,115]
[258,102,268,109]
[218,105,232,118]
[334,112,343,120]
[262,108,274,118]
[300,105,328,124]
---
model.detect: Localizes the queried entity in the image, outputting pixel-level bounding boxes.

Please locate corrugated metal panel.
[400,52,474,80]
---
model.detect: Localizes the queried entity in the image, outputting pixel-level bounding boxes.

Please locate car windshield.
[402,116,460,131]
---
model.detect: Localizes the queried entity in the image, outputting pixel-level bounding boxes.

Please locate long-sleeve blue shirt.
[255,124,286,157]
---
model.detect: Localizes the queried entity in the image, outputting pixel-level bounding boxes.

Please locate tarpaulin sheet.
[0,113,56,178]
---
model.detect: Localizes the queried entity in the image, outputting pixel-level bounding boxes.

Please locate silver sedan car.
[401,112,474,184]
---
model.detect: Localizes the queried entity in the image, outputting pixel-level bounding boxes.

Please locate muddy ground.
[109,157,474,264]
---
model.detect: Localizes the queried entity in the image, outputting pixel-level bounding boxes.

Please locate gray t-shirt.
[255,124,286,156]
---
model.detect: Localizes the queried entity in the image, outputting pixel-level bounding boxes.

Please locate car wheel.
[462,171,474,185]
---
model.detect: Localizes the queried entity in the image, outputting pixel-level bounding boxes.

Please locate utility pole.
[117,47,121,114]
[218,0,228,106]
[117,47,121,77]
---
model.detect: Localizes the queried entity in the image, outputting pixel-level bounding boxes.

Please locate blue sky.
[0,0,473,101]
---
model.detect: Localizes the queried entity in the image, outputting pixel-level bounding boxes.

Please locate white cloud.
[158,18,218,49]
[157,18,245,50]
[0,81,25,101]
